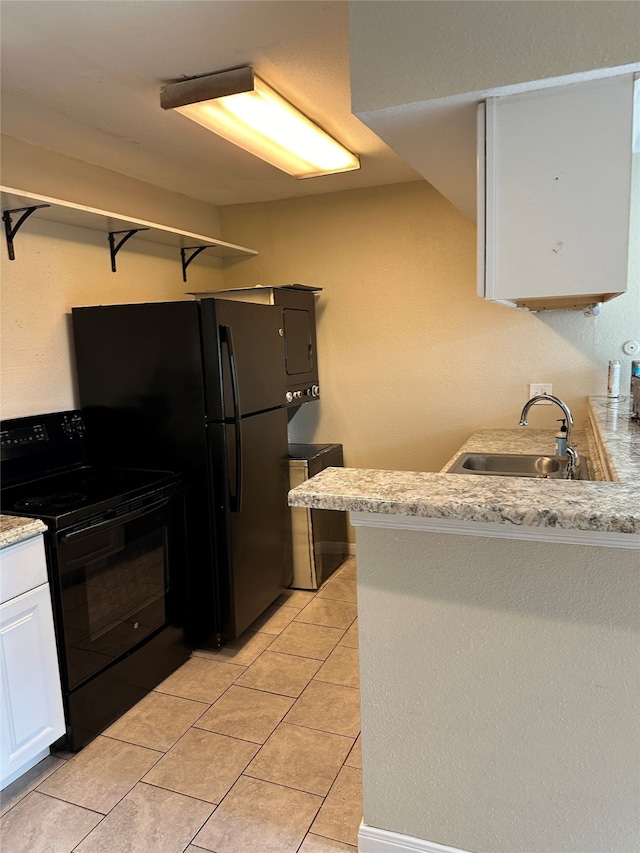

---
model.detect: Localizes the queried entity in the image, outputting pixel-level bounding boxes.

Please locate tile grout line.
[0,756,69,819]
[91,607,326,837]
[16,788,106,817]
[1,560,361,851]
[232,770,327,829]
[238,766,343,801]
[31,738,171,834]
[181,574,358,851]
[134,778,221,809]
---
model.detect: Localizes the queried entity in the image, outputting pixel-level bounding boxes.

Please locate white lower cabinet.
[0,536,65,789]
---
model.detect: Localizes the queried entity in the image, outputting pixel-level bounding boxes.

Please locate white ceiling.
[0,0,422,209]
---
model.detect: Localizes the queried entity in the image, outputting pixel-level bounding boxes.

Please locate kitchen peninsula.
[289,397,640,853]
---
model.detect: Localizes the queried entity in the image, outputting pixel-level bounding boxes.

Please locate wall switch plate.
[529,383,553,402]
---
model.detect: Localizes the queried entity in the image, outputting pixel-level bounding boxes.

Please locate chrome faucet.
[519,394,579,479]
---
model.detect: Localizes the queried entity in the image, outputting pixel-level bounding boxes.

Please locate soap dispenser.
[555,419,568,457]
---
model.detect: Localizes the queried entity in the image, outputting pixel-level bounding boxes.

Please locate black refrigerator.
[72,298,292,647]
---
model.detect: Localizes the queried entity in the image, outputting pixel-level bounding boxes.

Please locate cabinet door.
[1,584,65,787]
[481,73,637,308]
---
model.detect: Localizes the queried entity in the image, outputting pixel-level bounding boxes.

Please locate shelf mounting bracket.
[3,204,50,260]
[180,245,216,282]
[108,228,150,272]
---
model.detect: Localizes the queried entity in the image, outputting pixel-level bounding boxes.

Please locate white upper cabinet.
[478,73,638,311]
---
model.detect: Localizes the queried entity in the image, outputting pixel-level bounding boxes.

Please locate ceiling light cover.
[160,67,360,179]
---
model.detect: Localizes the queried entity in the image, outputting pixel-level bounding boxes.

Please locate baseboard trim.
[358,823,473,853]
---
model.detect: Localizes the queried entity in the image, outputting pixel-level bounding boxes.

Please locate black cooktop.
[1,465,179,527]
[1,410,182,529]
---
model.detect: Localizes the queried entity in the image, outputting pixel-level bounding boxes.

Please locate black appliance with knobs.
[72,298,293,648]
[189,285,321,409]
[0,410,190,751]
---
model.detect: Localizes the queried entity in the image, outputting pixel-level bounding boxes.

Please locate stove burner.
[3,463,176,524]
[15,492,87,512]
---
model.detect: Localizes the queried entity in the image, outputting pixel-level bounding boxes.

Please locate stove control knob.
[293,391,303,399]
[311,384,320,397]
[286,392,294,403]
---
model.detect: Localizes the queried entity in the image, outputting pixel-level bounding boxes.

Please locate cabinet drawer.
[0,535,48,604]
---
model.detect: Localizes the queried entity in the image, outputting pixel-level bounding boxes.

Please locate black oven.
[1,411,190,751]
[58,499,174,690]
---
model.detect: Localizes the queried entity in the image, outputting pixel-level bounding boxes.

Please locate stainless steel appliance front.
[288,443,349,589]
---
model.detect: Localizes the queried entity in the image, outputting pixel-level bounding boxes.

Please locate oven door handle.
[59,497,171,543]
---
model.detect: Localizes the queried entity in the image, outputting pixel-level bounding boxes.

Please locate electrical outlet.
[529,383,553,403]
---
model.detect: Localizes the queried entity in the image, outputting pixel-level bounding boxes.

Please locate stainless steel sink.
[447,452,592,480]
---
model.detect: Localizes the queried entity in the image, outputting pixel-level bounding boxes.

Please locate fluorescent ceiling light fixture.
[160,67,360,179]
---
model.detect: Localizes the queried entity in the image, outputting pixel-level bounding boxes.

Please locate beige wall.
[348,4,640,223]
[1,138,225,419]
[1,135,223,236]
[356,524,640,853]
[219,181,639,477]
[350,0,640,112]
[3,161,638,462]
[0,220,224,419]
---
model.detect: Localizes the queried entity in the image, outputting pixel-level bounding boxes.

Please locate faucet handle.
[564,446,580,479]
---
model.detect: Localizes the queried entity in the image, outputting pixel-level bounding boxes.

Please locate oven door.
[54,496,184,691]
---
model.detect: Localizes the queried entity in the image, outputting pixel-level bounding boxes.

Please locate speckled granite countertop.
[289,397,640,537]
[0,516,47,549]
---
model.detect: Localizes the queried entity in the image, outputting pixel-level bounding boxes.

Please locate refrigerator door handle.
[221,324,243,512]
[220,324,241,423]
[232,421,243,512]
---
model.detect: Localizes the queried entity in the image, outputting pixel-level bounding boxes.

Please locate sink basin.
[447,452,592,480]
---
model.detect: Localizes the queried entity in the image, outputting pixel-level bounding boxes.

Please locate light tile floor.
[0,557,361,853]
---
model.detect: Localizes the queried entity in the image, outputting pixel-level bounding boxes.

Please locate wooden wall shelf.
[1,186,258,279]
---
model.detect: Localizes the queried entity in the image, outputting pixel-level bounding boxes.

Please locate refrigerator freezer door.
[200,299,286,420]
[73,302,207,471]
[208,407,292,640]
